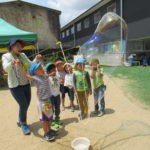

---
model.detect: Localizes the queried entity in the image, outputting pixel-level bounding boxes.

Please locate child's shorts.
[60,84,68,99]
[68,88,74,101]
[37,99,53,122]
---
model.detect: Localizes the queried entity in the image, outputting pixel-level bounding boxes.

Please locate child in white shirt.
[64,63,75,112]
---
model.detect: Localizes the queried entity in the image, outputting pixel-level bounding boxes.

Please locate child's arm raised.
[15,59,34,81]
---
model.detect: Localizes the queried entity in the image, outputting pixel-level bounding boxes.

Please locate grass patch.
[103,66,150,105]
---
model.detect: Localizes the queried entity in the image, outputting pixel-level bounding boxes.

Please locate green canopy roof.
[0,18,37,48]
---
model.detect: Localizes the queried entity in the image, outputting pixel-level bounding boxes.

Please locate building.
[60,0,150,60]
[0,0,61,49]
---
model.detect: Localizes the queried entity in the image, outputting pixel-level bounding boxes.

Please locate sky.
[0,0,100,27]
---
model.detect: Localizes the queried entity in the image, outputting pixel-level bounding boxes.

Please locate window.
[62,32,65,38]
[84,18,89,29]
[128,41,143,51]
[77,22,81,32]
[107,2,116,13]
[66,29,69,37]
[71,26,75,34]
[94,11,101,24]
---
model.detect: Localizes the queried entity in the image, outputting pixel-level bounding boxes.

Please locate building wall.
[0,2,60,49]
[121,0,150,40]
[61,0,150,55]
[61,0,117,47]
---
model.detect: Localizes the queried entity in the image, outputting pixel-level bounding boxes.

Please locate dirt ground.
[1,76,150,150]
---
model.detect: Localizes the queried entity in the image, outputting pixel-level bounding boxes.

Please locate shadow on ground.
[30,117,79,139]
[90,108,115,117]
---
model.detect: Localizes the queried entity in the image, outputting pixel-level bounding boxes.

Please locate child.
[64,63,75,112]
[16,61,57,141]
[90,58,106,117]
[45,63,62,128]
[73,58,92,119]
[55,60,67,111]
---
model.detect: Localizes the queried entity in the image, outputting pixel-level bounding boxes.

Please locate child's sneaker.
[78,113,84,120]
[93,110,99,114]
[52,122,59,129]
[17,121,21,127]
[97,111,105,117]
[43,132,55,141]
[49,129,59,136]
[55,119,63,125]
[76,105,79,110]
[51,122,55,126]
[21,124,30,135]
[83,113,88,118]
[70,106,74,112]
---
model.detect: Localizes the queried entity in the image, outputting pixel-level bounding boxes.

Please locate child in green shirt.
[73,58,92,119]
[91,58,106,117]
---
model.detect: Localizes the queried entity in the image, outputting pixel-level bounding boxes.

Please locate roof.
[61,0,112,31]
[0,18,37,48]
[0,0,61,15]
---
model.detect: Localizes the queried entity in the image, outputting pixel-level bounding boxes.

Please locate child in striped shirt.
[16,61,58,141]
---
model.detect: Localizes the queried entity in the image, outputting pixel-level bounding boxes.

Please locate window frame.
[66,29,70,37]
[71,26,75,34]
[94,11,101,24]
[62,32,65,38]
[77,22,81,32]
[84,17,90,29]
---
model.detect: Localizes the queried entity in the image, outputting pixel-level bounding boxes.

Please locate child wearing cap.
[15,61,58,141]
[55,61,67,111]
[45,63,62,128]
[64,63,75,112]
[90,58,106,117]
[73,58,92,119]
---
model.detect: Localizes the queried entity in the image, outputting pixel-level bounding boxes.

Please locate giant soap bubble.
[78,12,128,66]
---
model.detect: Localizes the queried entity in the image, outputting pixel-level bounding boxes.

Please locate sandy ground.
[1,76,150,150]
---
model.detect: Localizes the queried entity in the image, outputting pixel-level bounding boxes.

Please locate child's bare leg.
[70,101,73,107]
[62,98,65,107]
[62,97,65,110]
[41,121,50,134]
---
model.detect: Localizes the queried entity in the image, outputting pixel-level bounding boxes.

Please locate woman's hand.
[14,59,21,66]
[11,60,16,65]
[35,54,43,61]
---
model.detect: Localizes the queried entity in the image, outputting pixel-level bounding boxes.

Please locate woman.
[2,38,42,135]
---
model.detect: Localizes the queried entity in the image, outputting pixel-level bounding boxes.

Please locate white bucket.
[71,137,90,150]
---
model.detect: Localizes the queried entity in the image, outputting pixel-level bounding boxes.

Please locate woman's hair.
[91,58,100,65]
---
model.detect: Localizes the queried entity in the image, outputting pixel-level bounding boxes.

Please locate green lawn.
[103,66,150,106]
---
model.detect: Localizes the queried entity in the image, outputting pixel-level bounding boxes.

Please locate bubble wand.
[56,41,67,63]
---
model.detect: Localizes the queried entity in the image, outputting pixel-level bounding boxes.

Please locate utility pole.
[120,0,125,63]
